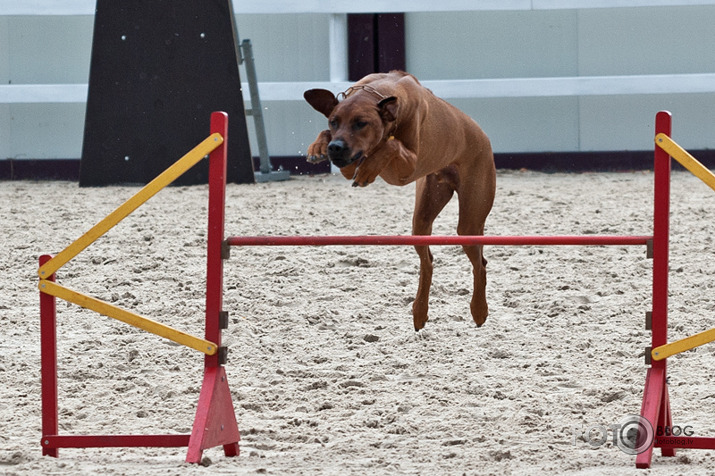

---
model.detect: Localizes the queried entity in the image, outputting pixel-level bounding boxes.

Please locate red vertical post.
[39,254,59,457]
[187,111,240,463]
[637,110,673,468]
[652,111,676,459]
[204,111,229,369]
[651,110,671,383]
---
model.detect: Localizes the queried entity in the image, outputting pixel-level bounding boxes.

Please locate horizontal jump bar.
[226,235,652,247]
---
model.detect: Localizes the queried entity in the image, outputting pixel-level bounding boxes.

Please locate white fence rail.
[2,0,715,15]
[2,0,715,155]
[3,1,715,103]
[3,73,715,104]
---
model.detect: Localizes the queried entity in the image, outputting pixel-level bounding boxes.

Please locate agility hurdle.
[221,111,715,468]
[634,112,715,468]
[38,112,239,463]
[39,111,715,468]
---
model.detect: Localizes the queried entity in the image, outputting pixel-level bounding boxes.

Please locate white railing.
[3,73,715,104]
[2,0,715,103]
[2,0,715,15]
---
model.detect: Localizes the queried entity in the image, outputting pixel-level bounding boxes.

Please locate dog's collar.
[336,85,387,101]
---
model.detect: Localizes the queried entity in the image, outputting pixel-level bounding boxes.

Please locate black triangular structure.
[80,0,254,186]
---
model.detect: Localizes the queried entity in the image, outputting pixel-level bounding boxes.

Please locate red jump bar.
[226,235,652,247]
[42,434,191,449]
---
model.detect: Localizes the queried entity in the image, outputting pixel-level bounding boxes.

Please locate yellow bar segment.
[39,280,217,355]
[652,326,715,361]
[655,133,715,193]
[38,133,223,279]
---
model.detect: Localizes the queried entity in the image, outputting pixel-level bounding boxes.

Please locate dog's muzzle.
[328,139,362,168]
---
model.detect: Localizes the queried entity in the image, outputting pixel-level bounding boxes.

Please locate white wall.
[407,10,580,80]
[1,6,714,161]
[576,7,715,152]
[1,15,92,159]
[0,17,9,158]
[577,7,715,76]
[406,6,715,153]
[234,14,332,164]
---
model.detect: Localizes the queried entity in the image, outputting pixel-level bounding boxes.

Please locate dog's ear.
[378,96,398,122]
[304,89,339,118]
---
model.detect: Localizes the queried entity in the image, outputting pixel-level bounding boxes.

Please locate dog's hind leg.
[411,172,455,331]
[456,175,495,328]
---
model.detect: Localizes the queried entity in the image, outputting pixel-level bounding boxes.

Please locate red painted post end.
[39,254,59,457]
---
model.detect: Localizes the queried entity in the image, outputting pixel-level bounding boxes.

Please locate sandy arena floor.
[2,170,714,475]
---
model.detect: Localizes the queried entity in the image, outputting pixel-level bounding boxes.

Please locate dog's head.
[304,88,397,168]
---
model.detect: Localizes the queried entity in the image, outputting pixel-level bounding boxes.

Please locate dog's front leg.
[352,138,418,187]
[306,130,332,163]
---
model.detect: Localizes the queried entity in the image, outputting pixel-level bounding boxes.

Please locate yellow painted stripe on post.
[655,133,715,193]
[652,326,715,361]
[38,133,224,279]
[39,280,217,355]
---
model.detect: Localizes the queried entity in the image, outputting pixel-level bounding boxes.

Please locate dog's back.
[357,71,491,178]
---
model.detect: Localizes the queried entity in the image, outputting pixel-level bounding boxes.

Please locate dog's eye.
[329,119,339,129]
[354,121,368,130]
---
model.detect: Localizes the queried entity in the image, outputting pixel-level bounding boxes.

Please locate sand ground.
[1,170,714,475]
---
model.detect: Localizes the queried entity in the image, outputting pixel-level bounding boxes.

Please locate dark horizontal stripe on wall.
[251,156,331,176]
[494,150,715,172]
[3,151,715,181]
[261,151,715,174]
[0,159,82,181]
[0,157,330,182]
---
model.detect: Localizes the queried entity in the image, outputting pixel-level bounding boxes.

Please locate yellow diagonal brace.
[38,133,223,279]
[655,133,715,193]
[652,326,715,361]
[39,280,217,355]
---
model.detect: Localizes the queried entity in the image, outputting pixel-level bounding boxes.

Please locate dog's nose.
[328,139,347,157]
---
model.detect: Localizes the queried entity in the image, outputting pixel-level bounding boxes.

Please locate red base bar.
[227,235,652,247]
[41,434,191,449]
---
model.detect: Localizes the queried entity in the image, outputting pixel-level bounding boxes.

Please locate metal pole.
[240,39,289,182]
[241,40,270,174]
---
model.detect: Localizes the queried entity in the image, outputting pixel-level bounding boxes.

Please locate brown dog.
[304,71,496,330]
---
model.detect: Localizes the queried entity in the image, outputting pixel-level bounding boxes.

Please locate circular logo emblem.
[616,415,654,455]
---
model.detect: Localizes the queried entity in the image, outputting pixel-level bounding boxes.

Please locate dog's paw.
[307,154,328,164]
[352,163,383,187]
[351,168,376,188]
[350,140,402,187]
[306,130,331,163]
